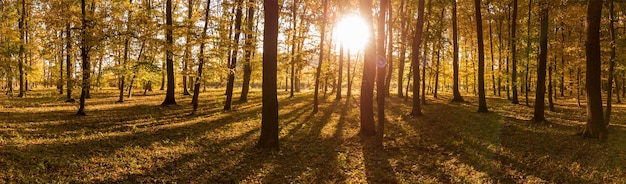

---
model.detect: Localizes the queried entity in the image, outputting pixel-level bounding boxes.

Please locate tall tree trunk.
[336,44,344,100]
[604,0,616,125]
[475,0,488,113]
[532,2,548,122]
[77,0,91,115]
[192,0,211,114]
[289,0,298,98]
[240,0,255,102]
[489,19,496,96]
[347,49,352,101]
[128,41,145,98]
[397,0,406,98]
[560,25,565,97]
[548,50,555,112]
[359,0,377,136]
[65,23,74,102]
[182,0,193,96]
[525,0,533,106]
[498,19,503,97]
[409,0,425,117]
[375,0,389,147]
[162,0,177,106]
[17,0,26,97]
[224,0,244,110]
[256,0,280,150]
[118,39,129,103]
[59,30,64,94]
[313,0,328,113]
[451,0,464,102]
[511,0,519,104]
[580,0,607,139]
[384,0,393,97]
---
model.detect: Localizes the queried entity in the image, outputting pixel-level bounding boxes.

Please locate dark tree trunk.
[525,0,533,106]
[65,23,74,102]
[289,0,298,98]
[128,41,145,99]
[182,0,193,96]
[347,49,352,101]
[511,0,519,104]
[240,0,255,102]
[161,0,177,106]
[410,0,425,117]
[384,0,393,97]
[192,0,211,114]
[475,0,488,113]
[59,31,64,94]
[17,0,26,98]
[489,19,496,96]
[118,39,129,103]
[313,0,328,113]
[224,0,244,110]
[605,0,616,125]
[256,0,280,150]
[336,45,344,100]
[451,0,464,102]
[359,0,377,136]
[397,0,406,98]
[548,52,555,112]
[532,2,548,122]
[77,0,91,116]
[375,0,389,147]
[580,0,607,140]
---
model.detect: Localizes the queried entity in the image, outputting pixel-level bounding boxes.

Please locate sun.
[333,15,370,51]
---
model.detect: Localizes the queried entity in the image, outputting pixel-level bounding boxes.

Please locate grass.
[1,88,625,183]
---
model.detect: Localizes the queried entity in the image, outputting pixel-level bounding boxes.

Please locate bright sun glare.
[334,15,369,51]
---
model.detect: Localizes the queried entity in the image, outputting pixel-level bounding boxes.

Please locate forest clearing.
[1,88,625,183]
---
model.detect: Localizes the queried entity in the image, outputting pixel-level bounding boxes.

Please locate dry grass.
[1,88,625,183]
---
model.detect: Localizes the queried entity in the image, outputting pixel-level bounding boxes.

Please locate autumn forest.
[1,0,625,182]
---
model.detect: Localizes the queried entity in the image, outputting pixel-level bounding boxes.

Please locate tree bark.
[604,0,616,125]
[451,0,464,102]
[581,0,607,140]
[256,0,280,150]
[17,0,26,98]
[224,0,244,110]
[192,0,211,114]
[511,0,519,104]
[475,0,488,113]
[313,0,328,113]
[359,0,377,136]
[532,2,548,122]
[161,0,177,106]
[77,0,91,115]
[240,0,255,102]
[410,0,425,117]
[397,0,406,98]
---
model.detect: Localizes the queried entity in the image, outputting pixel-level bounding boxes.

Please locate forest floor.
[1,88,625,183]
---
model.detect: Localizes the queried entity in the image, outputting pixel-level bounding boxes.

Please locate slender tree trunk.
[489,20,496,96]
[224,0,244,110]
[77,0,91,115]
[410,0,425,117]
[451,0,464,102]
[59,30,64,94]
[577,67,581,107]
[397,0,406,98]
[256,0,280,150]
[65,23,74,102]
[475,0,488,112]
[532,2,548,122]
[375,0,389,147]
[347,49,352,101]
[511,0,519,104]
[313,0,328,113]
[604,0,616,125]
[525,0,533,106]
[17,0,26,98]
[336,44,344,100]
[384,0,393,97]
[128,41,145,99]
[548,52,555,112]
[434,38,440,99]
[290,0,298,98]
[560,25,565,97]
[118,38,129,103]
[240,0,255,102]
[182,0,193,96]
[498,19,503,97]
[359,0,377,136]
[161,0,177,106]
[192,0,211,114]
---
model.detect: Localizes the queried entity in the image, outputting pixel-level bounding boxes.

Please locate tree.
[161,0,176,106]
[76,0,91,116]
[580,0,607,140]
[17,0,26,98]
[256,0,279,150]
[192,0,211,114]
[65,23,74,103]
[451,0,464,102]
[224,0,244,110]
[376,0,389,147]
[239,0,256,102]
[511,0,519,104]
[475,0,488,113]
[532,1,548,122]
[359,0,377,136]
[604,0,616,125]
[182,0,194,96]
[397,0,407,98]
[313,0,328,113]
[410,0,425,117]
